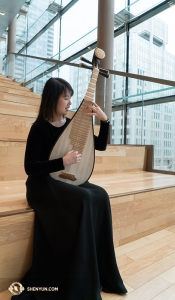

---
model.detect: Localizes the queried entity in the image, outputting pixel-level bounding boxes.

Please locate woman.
[12,78,127,300]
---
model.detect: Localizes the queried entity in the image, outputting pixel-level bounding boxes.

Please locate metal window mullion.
[18,0,79,54]
[114,0,173,39]
[124,0,130,144]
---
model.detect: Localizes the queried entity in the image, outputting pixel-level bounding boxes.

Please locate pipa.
[49,48,108,185]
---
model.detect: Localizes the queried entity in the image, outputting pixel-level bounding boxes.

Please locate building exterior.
[13,0,57,93]
[111,17,175,171]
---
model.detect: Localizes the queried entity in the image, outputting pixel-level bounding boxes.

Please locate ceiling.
[0,0,26,37]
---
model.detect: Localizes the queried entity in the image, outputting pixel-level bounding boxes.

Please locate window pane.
[60,0,98,53]
[126,102,175,171]
[129,0,166,17]
[129,5,175,99]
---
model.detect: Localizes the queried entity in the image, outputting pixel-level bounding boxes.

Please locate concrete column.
[7,16,17,79]
[96,0,114,124]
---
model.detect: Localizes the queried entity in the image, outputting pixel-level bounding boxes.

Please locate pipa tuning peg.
[79,63,93,70]
[80,56,92,65]
[99,71,110,78]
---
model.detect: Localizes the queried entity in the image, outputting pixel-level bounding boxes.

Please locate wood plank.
[113,209,175,246]
[0,212,34,246]
[0,76,21,83]
[124,252,175,289]
[111,188,175,230]
[90,172,175,196]
[116,255,134,267]
[152,284,175,300]
[0,207,13,213]
[122,277,171,300]
[0,113,96,142]
[0,141,26,180]
[0,256,32,291]
[0,100,38,117]
[0,80,32,91]
[166,225,175,233]
[115,229,174,257]
[0,91,41,106]
[0,239,33,265]
[120,245,175,279]
[160,266,175,284]
[101,292,123,299]
[0,114,35,141]
[0,166,26,181]
[0,85,40,98]
[94,146,146,173]
[0,180,25,197]
[0,76,31,88]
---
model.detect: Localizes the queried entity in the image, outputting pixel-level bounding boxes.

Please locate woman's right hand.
[63,150,82,166]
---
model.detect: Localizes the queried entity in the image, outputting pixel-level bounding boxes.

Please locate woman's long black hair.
[37,77,74,121]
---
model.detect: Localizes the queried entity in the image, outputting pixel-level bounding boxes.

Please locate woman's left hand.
[85,101,108,121]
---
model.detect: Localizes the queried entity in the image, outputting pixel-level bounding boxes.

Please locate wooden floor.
[0,225,175,299]
[101,225,175,300]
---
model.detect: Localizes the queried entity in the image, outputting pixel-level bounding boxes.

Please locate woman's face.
[55,90,72,116]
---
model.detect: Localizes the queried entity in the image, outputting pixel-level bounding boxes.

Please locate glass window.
[129,0,167,17]
[60,0,98,57]
[124,102,175,171]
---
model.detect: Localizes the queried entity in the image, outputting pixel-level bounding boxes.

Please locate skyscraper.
[112,17,175,171]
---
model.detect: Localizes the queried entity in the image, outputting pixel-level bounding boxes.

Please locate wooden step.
[0,114,35,142]
[0,141,27,181]
[0,76,27,86]
[0,112,97,143]
[90,168,175,247]
[0,180,27,213]
[0,211,34,293]
[0,100,38,118]
[0,91,41,106]
[0,85,40,99]
[94,145,147,173]
[1,171,175,236]
[0,79,33,91]
[0,75,27,86]
[1,75,38,96]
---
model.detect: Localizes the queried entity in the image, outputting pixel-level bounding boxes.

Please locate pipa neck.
[84,67,99,103]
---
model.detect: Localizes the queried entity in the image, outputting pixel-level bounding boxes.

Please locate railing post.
[7,16,17,79]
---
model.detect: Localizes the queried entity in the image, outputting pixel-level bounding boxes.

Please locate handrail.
[11,52,175,87]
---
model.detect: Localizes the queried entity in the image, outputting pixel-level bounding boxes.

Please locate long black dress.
[11,118,127,300]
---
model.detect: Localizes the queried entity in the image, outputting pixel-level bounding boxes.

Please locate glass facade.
[1,0,175,172]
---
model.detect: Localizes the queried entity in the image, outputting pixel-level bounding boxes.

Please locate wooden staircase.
[0,75,39,297]
[0,74,175,299]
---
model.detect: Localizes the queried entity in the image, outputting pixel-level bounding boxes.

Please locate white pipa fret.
[84,67,99,103]
[68,66,99,154]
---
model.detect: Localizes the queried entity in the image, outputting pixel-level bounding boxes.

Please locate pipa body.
[49,67,100,186]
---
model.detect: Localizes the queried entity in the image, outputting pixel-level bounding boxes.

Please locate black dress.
[11,118,127,300]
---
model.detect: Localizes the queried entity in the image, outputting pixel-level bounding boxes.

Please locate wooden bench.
[0,74,175,296]
[91,145,175,246]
